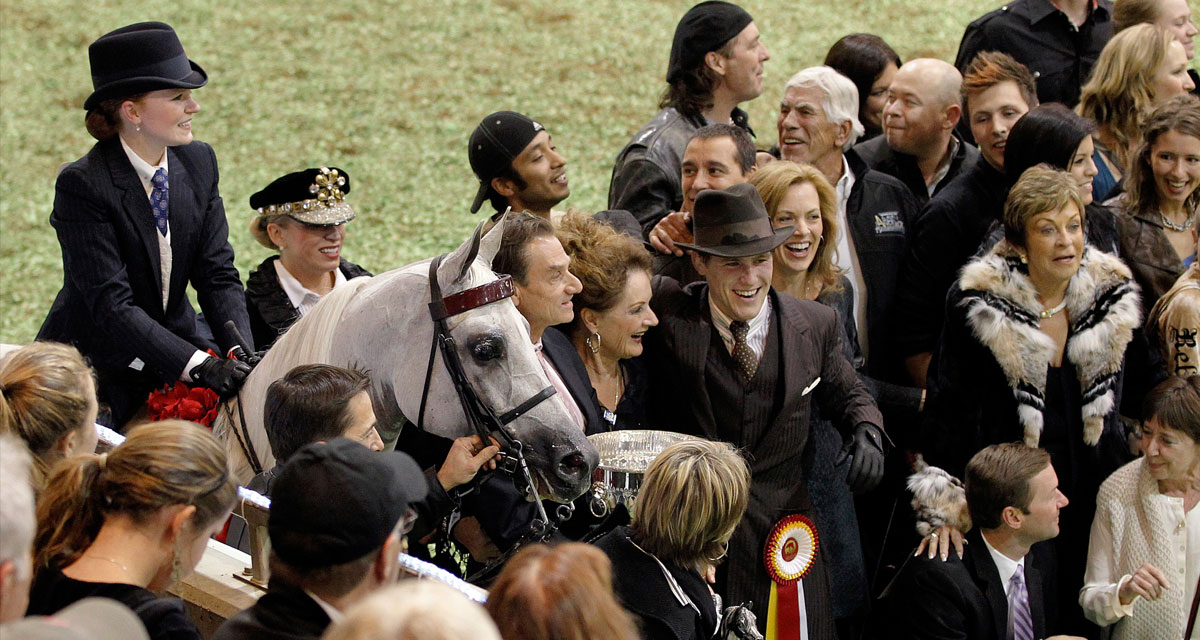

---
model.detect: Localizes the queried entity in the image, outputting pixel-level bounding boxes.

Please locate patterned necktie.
[150,168,169,236]
[1008,564,1034,640]
[731,320,757,381]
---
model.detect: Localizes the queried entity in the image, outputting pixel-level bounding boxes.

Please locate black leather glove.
[190,356,251,397]
[839,423,885,494]
[227,345,266,368]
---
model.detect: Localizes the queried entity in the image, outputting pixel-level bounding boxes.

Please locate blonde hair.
[749,161,843,293]
[324,581,500,640]
[0,342,96,492]
[1078,24,1179,167]
[632,439,750,572]
[1002,165,1087,248]
[34,420,236,571]
[486,543,638,640]
[0,435,35,580]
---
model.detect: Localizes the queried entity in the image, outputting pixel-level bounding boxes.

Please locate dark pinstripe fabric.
[38,137,251,424]
[644,277,883,638]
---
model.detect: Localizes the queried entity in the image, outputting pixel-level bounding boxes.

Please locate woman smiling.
[1118,95,1200,317]
[245,167,372,349]
[1082,376,1200,639]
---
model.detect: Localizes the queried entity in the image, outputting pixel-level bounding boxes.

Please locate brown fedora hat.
[675,183,794,257]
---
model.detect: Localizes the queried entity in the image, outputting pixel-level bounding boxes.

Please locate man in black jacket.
[609,1,769,236]
[888,443,1078,640]
[852,58,978,206]
[894,52,1037,386]
[213,439,427,640]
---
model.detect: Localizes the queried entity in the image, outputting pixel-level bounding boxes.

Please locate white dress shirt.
[981,531,1026,597]
[709,296,772,363]
[834,155,869,356]
[274,260,348,317]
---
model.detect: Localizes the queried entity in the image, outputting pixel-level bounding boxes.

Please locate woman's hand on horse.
[914,525,965,561]
[437,435,502,490]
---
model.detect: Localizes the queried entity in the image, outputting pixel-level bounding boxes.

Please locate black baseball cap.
[666,2,754,84]
[468,111,545,213]
[268,438,427,568]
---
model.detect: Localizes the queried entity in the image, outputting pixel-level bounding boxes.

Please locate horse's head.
[421,214,599,502]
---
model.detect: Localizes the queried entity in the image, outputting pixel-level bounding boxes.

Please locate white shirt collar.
[274,259,346,312]
[709,293,771,341]
[118,136,168,187]
[303,589,343,623]
[981,530,1025,596]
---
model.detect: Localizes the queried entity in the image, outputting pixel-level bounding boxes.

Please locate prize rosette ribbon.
[763,515,818,640]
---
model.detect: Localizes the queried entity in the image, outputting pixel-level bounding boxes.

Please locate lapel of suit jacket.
[680,284,717,438]
[764,290,813,440]
[1025,559,1046,638]
[965,529,1009,640]
[104,140,163,295]
[166,146,197,303]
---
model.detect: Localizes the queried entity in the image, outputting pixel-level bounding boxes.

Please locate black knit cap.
[84,22,207,111]
[468,111,545,213]
[268,439,427,569]
[666,1,754,84]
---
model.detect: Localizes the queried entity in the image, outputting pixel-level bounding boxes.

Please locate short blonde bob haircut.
[1002,165,1087,250]
[749,161,843,293]
[632,439,750,572]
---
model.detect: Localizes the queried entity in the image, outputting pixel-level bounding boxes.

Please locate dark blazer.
[245,254,372,349]
[887,529,1054,640]
[852,133,979,207]
[37,137,251,424]
[644,279,883,636]
[542,327,606,435]
[211,579,330,640]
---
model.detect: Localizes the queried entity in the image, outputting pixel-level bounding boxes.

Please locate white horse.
[214,214,598,502]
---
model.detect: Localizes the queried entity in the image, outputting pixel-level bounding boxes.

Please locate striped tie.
[150,168,169,236]
[1008,564,1034,640]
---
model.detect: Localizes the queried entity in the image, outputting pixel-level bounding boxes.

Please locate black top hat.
[676,183,793,257]
[268,439,427,569]
[84,22,207,111]
[468,111,545,213]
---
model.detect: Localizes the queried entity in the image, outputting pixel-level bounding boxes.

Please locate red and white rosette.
[763,514,819,585]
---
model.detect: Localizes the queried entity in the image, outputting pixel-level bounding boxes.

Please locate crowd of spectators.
[3,0,1200,638]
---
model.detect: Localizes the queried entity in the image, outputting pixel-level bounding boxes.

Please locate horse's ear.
[439,218,487,285]
[478,209,508,268]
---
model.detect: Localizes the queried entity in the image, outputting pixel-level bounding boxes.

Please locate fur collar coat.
[956,240,1140,448]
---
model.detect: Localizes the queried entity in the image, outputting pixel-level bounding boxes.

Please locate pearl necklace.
[1161,209,1198,233]
[1040,298,1068,319]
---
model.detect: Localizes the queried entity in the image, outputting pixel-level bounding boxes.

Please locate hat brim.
[676,225,795,258]
[83,61,207,111]
[470,181,491,214]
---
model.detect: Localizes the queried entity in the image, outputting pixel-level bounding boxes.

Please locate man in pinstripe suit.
[642,183,886,636]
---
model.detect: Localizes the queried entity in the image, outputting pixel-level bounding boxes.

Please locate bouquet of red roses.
[147,383,220,428]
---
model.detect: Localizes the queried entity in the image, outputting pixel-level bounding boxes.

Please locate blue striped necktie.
[150,168,169,236]
[1008,564,1034,640]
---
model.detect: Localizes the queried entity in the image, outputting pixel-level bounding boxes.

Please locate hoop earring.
[586,332,601,354]
[707,540,729,563]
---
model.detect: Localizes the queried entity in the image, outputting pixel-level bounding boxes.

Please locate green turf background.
[0,0,1168,342]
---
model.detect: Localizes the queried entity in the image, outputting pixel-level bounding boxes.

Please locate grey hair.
[784,66,866,149]
[0,435,35,579]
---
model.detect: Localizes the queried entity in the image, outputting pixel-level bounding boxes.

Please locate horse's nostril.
[557,451,588,478]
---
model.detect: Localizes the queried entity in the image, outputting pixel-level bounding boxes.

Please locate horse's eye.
[470,335,505,362]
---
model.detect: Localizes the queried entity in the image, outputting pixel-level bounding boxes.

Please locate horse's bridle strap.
[429,275,515,321]
[498,385,557,425]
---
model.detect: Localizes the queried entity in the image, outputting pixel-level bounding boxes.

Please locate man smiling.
[643,182,886,636]
[468,111,570,222]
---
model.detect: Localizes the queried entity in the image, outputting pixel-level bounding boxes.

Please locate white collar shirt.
[833,155,869,354]
[273,260,347,317]
[981,531,1026,597]
[709,295,772,363]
